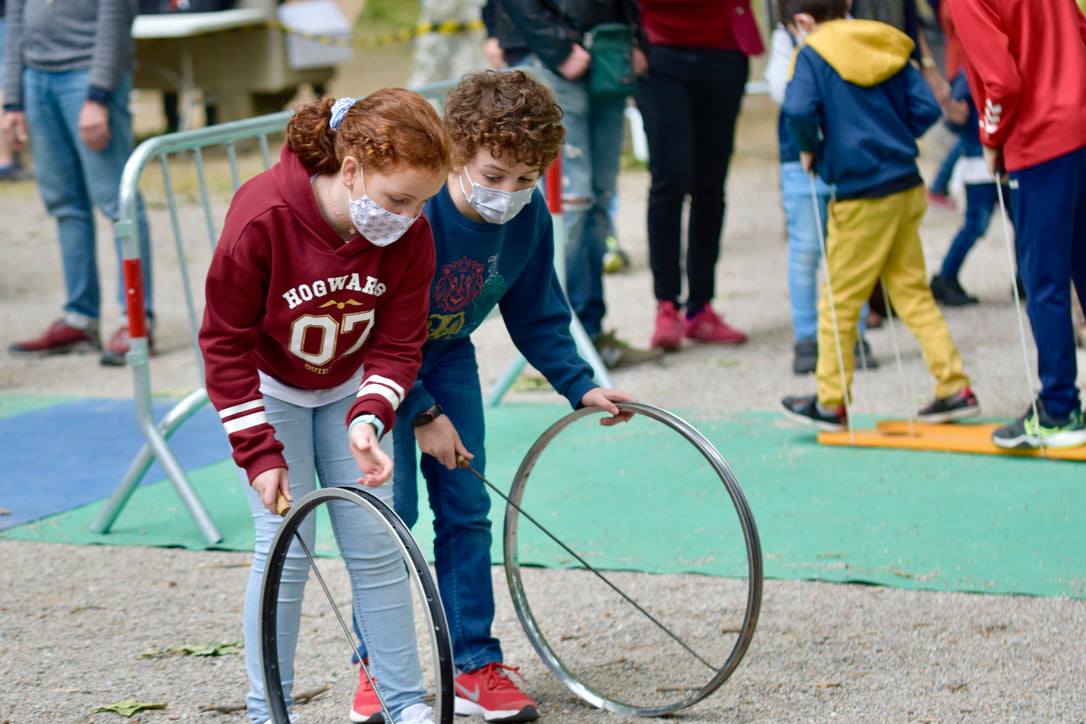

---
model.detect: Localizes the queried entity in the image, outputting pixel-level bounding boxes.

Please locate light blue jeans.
[518,56,626,338]
[242,393,425,723]
[780,162,866,343]
[22,67,152,321]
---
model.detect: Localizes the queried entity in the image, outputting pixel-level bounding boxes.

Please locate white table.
[133,9,270,130]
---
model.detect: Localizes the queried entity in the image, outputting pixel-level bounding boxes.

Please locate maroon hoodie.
[199,145,436,482]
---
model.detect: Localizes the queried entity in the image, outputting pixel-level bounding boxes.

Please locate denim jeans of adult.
[940,182,999,280]
[356,339,502,673]
[930,136,963,196]
[780,162,867,343]
[23,68,152,322]
[518,55,624,339]
[243,392,425,723]
[636,45,747,313]
[1012,144,1086,419]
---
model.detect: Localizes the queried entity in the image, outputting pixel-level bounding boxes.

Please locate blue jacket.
[782,19,941,200]
[403,185,596,417]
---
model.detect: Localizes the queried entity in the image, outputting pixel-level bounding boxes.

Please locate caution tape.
[270,18,486,50]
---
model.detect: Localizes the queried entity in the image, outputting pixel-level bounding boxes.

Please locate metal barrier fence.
[93,79,610,543]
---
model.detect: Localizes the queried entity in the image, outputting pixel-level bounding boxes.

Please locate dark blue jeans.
[931,137,963,196]
[1013,144,1086,418]
[356,339,501,672]
[939,182,1001,280]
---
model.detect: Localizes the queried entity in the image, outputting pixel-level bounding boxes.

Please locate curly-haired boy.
[349,69,633,723]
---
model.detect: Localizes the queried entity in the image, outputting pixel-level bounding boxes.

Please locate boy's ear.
[792,13,817,36]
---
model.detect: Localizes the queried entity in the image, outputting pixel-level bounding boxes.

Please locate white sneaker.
[261,714,300,724]
[397,702,434,724]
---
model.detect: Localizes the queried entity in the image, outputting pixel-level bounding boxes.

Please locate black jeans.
[636,45,748,312]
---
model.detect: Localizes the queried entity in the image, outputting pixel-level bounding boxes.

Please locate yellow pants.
[817,184,970,407]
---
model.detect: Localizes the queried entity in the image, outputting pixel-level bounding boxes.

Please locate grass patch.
[353,0,421,30]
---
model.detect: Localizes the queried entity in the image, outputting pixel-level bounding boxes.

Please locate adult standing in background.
[409,0,488,87]
[0,0,29,181]
[638,0,763,352]
[947,0,1086,449]
[3,0,153,366]
[494,0,662,369]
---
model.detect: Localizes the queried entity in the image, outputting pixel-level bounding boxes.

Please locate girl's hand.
[580,387,635,426]
[349,422,393,487]
[251,467,291,515]
[414,414,473,470]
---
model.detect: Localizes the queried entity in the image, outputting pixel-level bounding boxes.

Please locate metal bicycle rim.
[502,401,763,717]
[260,486,454,724]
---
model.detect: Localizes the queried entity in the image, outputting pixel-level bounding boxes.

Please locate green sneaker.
[593,330,663,370]
[991,402,1086,449]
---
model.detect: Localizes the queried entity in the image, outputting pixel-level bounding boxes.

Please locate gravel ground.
[1,75,1084,722]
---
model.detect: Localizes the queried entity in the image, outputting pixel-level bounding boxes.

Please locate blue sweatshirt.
[782,19,941,200]
[404,185,596,416]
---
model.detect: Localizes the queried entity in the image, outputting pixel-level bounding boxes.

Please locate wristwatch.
[412,404,444,427]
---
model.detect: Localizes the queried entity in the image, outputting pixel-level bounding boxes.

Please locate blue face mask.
[458,168,534,225]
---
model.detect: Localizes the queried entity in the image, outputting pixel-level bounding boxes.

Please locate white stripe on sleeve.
[222,411,269,435]
[356,383,400,410]
[366,374,405,401]
[219,399,264,420]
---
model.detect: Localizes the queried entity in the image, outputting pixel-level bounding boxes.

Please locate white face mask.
[348,168,418,247]
[458,168,534,225]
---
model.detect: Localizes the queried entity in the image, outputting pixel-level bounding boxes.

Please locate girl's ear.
[339,155,360,186]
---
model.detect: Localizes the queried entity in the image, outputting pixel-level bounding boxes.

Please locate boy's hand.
[415,414,473,470]
[349,422,393,487]
[580,387,635,426]
[983,146,1005,179]
[800,151,815,172]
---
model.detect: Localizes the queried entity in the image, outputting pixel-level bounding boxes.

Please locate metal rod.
[290,532,394,724]
[996,182,1046,456]
[193,147,218,250]
[809,176,855,442]
[457,457,716,672]
[879,278,917,437]
[159,155,205,382]
[225,140,242,192]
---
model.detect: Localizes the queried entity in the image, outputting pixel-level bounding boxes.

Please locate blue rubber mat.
[0,397,230,529]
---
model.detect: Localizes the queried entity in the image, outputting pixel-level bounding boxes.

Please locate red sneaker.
[350,663,383,723]
[651,301,683,351]
[454,663,538,722]
[683,306,747,345]
[8,318,99,356]
[926,190,958,212]
[100,324,154,367]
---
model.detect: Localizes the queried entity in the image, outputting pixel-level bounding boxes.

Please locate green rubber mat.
[3,406,1084,598]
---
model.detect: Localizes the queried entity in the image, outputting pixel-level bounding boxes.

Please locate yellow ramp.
[818,421,1086,461]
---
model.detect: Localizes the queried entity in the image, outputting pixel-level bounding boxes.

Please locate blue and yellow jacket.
[782,20,941,200]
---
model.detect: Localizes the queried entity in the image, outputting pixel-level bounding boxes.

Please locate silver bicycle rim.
[502,401,763,717]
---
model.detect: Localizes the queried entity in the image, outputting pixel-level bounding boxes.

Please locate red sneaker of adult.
[100,324,155,367]
[683,306,747,345]
[8,318,99,356]
[454,663,539,722]
[350,663,384,723]
[650,301,683,350]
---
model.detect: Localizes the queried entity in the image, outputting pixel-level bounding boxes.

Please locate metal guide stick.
[995,181,1046,456]
[455,455,716,672]
[879,279,918,437]
[288,527,395,724]
[809,174,856,442]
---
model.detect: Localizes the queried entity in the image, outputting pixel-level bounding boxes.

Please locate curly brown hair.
[443,70,565,173]
[286,88,450,176]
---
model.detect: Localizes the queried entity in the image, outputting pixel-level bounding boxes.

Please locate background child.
[199,90,448,724]
[349,69,632,724]
[776,0,979,430]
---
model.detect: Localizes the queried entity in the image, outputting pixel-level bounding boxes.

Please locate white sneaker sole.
[454,696,537,722]
[993,428,1086,450]
[780,406,846,432]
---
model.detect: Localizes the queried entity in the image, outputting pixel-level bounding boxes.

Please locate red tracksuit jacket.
[947,0,1086,171]
[198,145,436,482]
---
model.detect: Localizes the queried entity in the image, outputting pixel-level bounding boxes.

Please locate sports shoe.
[593,330,664,370]
[683,305,747,345]
[780,394,848,431]
[926,190,958,212]
[992,402,1086,450]
[351,663,383,723]
[602,234,629,274]
[651,301,683,351]
[793,339,817,375]
[917,386,980,423]
[454,663,539,722]
[930,274,979,306]
[0,163,32,182]
[9,318,100,356]
[398,703,435,724]
[100,324,154,367]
